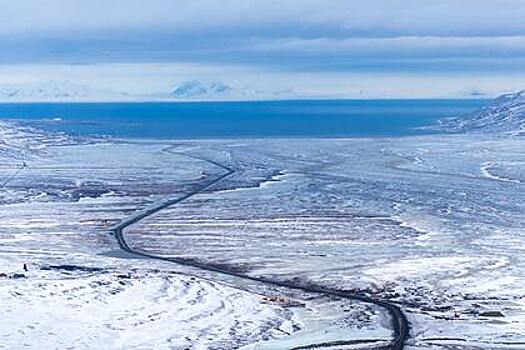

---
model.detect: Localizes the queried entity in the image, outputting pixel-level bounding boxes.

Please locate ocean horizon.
[0,99,488,139]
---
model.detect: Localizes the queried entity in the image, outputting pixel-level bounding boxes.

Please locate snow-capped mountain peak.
[168,79,296,101]
[170,80,234,99]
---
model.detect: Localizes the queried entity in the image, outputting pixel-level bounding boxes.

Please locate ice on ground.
[0,123,311,349]
[125,136,525,348]
[0,265,299,350]
[1,120,525,349]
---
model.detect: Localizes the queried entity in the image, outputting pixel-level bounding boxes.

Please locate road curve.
[110,147,409,350]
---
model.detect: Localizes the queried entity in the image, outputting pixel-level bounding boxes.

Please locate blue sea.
[0,99,487,139]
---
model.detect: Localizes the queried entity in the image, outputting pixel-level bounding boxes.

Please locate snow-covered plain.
[124,136,525,349]
[0,122,390,349]
[0,118,524,349]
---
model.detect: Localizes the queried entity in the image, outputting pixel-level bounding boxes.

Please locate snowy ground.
[1,120,524,349]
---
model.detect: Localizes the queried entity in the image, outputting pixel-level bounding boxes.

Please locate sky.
[0,0,524,99]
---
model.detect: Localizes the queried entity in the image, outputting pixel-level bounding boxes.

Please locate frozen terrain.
[438,90,525,135]
[124,136,525,349]
[0,112,524,349]
[0,122,391,349]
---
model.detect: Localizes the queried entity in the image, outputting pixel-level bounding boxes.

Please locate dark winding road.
[110,147,409,350]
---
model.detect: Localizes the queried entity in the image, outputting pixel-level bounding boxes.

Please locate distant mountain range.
[0,80,295,102]
[170,80,234,99]
[169,80,295,101]
[0,81,129,102]
[438,91,525,136]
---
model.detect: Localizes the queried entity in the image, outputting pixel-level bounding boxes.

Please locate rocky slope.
[439,91,525,135]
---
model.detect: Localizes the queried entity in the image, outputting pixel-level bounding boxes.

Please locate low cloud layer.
[1,1,523,97]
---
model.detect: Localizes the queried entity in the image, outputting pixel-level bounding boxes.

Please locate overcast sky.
[1,0,524,98]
